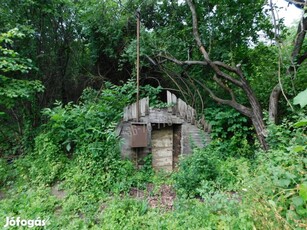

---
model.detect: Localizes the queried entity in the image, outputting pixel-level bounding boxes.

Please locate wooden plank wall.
[152,126,173,172]
[123,91,197,124]
[166,91,196,123]
[123,97,149,121]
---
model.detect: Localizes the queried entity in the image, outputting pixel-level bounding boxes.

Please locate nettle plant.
[251,89,307,224]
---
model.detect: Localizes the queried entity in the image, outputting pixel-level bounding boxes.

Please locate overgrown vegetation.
[0,0,307,229]
[0,81,306,229]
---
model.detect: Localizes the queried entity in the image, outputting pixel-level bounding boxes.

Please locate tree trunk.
[269,84,281,124]
[185,0,270,150]
[251,116,269,151]
[241,74,269,150]
[268,10,307,124]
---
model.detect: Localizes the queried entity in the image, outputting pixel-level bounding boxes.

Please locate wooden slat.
[140,98,146,116]
[167,91,172,113]
[127,105,132,120]
[151,148,173,157]
[191,108,195,124]
[178,99,184,118]
[145,97,149,115]
[167,91,172,104]
[171,93,177,115]
[187,105,193,122]
[183,101,188,119]
[151,138,172,147]
[171,93,177,104]
[157,165,173,171]
[153,158,173,166]
[123,106,128,121]
[131,103,136,119]
[152,127,173,172]
[151,128,172,138]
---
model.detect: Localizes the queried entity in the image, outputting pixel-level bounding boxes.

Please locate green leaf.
[275,179,291,187]
[296,206,307,216]
[293,89,307,108]
[292,145,305,153]
[292,196,304,207]
[299,182,307,201]
[293,119,307,128]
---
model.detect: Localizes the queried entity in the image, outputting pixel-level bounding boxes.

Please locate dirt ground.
[129,184,176,210]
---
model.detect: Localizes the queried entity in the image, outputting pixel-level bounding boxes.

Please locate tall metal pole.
[136,9,140,122]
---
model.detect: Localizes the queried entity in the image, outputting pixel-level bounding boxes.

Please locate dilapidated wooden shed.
[116,91,210,172]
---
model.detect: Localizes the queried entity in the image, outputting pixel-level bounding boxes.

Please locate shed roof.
[123,91,196,124]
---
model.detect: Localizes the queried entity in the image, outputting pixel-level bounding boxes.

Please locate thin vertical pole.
[136,9,140,122]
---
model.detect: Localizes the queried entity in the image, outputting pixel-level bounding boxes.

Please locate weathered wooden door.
[151,126,173,172]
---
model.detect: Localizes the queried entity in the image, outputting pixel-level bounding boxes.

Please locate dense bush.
[0,81,172,228]
[205,106,254,158]
[172,110,307,228]
[173,147,219,197]
[173,141,251,198]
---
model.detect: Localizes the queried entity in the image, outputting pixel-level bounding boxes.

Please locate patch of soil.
[51,182,66,200]
[54,206,63,216]
[129,184,176,211]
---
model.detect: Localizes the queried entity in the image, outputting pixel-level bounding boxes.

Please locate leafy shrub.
[173,147,219,197]
[173,112,307,227]
[0,159,13,187]
[205,106,254,157]
[22,81,167,198]
[11,133,68,186]
[205,107,251,139]
[241,148,307,228]
[215,156,250,191]
[131,154,155,189]
[0,185,57,225]
[98,198,150,229]
[173,142,252,198]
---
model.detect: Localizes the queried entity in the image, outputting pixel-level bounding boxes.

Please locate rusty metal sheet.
[130,123,148,148]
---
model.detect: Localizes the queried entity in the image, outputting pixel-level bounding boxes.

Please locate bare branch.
[213,67,244,87]
[213,75,236,101]
[159,66,190,102]
[158,54,208,66]
[213,61,238,73]
[186,0,244,87]
[145,55,157,65]
[186,0,210,61]
[202,83,253,118]
[159,54,244,87]
[189,76,253,118]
